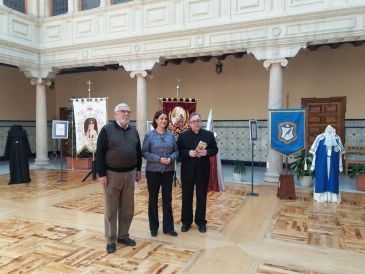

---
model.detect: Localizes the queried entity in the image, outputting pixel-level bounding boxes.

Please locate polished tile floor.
[0,158,358,192]
[0,166,364,273]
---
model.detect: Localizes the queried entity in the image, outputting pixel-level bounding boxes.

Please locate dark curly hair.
[152,110,168,129]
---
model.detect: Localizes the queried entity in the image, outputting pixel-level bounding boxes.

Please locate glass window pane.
[53,0,68,16]
[112,0,133,4]
[4,0,25,13]
[82,0,100,10]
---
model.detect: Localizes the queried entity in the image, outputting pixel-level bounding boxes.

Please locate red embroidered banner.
[161,98,197,139]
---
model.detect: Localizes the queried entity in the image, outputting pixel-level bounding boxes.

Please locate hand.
[99,176,107,187]
[189,150,198,158]
[136,171,141,183]
[160,157,171,164]
[197,149,207,157]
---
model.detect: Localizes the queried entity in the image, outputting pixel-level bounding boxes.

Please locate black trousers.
[181,173,208,226]
[146,171,175,233]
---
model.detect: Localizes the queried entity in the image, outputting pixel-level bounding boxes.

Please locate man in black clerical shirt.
[177,112,218,233]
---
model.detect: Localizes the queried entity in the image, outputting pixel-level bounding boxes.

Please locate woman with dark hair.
[84,118,98,140]
[142,110,179,237]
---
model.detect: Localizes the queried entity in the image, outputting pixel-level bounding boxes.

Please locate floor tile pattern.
[267,189,365,252]
[55,182,248,231]
[0,218,197,273]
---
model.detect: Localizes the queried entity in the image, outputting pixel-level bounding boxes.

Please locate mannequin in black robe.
[4,125,32,184]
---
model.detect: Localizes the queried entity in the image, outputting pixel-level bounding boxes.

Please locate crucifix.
[87,80,92,98]
[176,79,181,99]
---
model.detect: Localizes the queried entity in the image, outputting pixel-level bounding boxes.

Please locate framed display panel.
[52,120,69,139]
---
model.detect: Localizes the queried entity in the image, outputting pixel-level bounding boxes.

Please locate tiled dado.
[0,121,54,157]
[0,120,364,162]
[213,119,365,162]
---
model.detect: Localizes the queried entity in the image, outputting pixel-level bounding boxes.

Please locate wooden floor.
[0,170,364,273]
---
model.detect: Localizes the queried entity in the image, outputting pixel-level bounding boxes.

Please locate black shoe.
[117,237,136,246]
[106,243,116,253]
[164,230,178,236]
[151,231,157,237]
[181,225,190,232]
[199,225,207,233]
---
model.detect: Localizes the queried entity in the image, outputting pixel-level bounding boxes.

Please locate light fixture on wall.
[215,60,223,75]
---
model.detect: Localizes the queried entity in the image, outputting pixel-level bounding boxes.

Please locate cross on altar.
[87,80,92,98]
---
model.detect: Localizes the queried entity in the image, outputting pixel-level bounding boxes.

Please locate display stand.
[82,153,97,182]
[246,119,259,197]
[173,161,181,187]
[52,120,69,183]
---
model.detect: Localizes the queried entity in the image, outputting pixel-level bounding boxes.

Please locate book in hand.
[195,141,207,151]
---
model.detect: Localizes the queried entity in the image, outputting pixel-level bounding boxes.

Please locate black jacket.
[177,129,218,182]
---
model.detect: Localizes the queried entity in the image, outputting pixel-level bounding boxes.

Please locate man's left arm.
[136,131,142,182]
[206,131,218,157]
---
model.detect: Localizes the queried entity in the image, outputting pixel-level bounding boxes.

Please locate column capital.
[20,66,59,80]
[263,59,288,70]
[249,44,305,61]
[30,78,53,86]
[130,70,148,79]
[120,58,159,72]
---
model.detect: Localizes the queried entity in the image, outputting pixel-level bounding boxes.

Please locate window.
[53,0,68,16]
[4,0,25,13]
[111,0,133,4]
[81,0,100,10]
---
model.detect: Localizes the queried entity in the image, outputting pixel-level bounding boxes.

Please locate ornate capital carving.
[249,44,305,61]
[130,70,148,79]
[120,58,159,72]
[30,78,45,86]
[20,66,60,80]
[263,59,288,70]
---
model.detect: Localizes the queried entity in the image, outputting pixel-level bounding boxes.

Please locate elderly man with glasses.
[96,103,142,253]
[177,112,218,233]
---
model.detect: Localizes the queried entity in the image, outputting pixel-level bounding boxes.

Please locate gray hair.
[114,103,131,112]
[189,112,201,121]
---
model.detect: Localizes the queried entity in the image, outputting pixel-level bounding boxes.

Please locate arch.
[111,0,133,4]
[81,0,100,10]
[4,0,25,13]
[52,0,68,16]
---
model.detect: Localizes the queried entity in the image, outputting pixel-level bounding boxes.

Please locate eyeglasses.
[118,110,131,114]
[190,119,201,124]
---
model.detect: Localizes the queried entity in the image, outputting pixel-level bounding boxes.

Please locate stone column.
[31,78,50,165]
[68,0,75,13]
[263,59,288,183]
[100,0,108,7]
[130,70,148,144]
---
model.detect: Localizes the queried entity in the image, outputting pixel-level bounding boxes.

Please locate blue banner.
[270,109,305,156]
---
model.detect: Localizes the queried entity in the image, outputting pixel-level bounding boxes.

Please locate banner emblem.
[161,98,197,139]
[170,106,187,128]
[279,122,297,144]
[270,109,305,156]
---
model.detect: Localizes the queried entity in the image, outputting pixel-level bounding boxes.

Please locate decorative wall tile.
[0,120,364,162]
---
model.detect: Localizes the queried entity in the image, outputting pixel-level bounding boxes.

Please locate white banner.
[72,98,107,154]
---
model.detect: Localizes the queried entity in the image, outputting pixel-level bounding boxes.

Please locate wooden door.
[59,107,72,156]
[301,97,346,148]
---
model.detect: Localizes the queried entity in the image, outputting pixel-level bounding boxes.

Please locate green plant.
[233,162,246,174]
[289,153,315,180]
[348,164,365,178]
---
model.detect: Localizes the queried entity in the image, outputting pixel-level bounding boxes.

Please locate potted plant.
[349,164,365,191]
[289,153,315,187]
[233,161,246,181]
